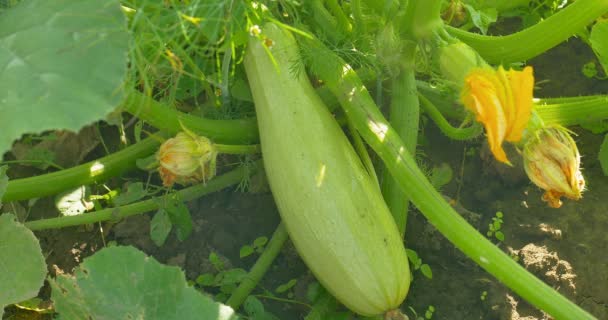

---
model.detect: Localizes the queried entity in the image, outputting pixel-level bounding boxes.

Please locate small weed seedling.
[240,236,269,258]
[408,305,436,320]
[487,211,505,242]
[195,252,248,302]
[405,249,433,279]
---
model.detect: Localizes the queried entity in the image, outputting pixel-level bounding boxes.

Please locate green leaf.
[150,209,172,247]
[420,264,433,279]
[495,231,505,242]
[464,4,497,35]
[113,182,147,206]
[243,296,265,317]
[590,20,608,75]
[599,134,608,176]
[253,236,268,248]
[165,196,193,241]
[275,279,297,294]
[209,252,225,271]
[429,163,453,190]
[0,214,47,318]
[218,268,248,286]
[0,0,129,156]
[50,246,239,320]
[196,273,215,286]
[239,244,254,258]
[405,248,421,267]
[582,61,598,78]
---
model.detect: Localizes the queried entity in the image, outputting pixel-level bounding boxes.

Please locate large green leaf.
[50,246,239,320]
[0,0,128,156]
[0,214,47,318]
[590,20,608,75]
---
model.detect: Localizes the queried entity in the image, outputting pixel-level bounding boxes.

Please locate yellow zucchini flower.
[523,126,585,208]
[461,66,534,165]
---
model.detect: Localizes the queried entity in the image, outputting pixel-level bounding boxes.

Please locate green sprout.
[487,211,505,242]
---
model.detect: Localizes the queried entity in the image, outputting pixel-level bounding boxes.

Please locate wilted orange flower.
[461,66,534,164]
[523,126,585,208]
[157,131,217,187]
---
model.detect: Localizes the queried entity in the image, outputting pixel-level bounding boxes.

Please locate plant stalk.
[418,93,483,140]
[3,137,160,202]
[381,67,419,238]
[121,90,259,144]
[226,222,289,309]
[25,161,261,231]
[446,0,608,63]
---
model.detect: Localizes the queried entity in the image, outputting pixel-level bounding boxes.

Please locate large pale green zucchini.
[244,23,410,316]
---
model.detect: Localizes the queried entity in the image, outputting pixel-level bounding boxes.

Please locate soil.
[4,33,608,320]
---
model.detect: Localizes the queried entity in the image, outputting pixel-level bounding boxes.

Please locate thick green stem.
[305,38,595,319]
[25,161,261,231]
[446,0,608,63]
[535,96,608,126]
[3,137,159,202]
[122,90,259,144]
[418,93,483,140]
[226,222,289,309]
[381,68,419,238]
[400,0,444,39]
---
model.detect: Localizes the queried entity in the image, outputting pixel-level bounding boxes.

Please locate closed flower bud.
[523,126,585,208]
[157,131,217,187]
[439,42,488,89]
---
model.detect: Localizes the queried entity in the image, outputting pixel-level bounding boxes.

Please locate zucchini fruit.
[244,23,410,316]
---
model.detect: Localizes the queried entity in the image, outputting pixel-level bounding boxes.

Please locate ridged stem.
[418,93,483,140]
[3,137,160,202]
[446,0,608,63]
[121,90,259,144]
[25,161,261,231]
[535,96,608,126]
[303,37,595,319]
[226,223,289,309]
[381,67,419,238]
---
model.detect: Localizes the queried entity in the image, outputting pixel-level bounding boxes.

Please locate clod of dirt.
[111,215,155,252]
[517,243,577,297]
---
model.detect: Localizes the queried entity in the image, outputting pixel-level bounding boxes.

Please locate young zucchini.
[244,23,410,316]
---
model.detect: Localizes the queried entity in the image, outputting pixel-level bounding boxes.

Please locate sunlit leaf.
[0,0,129,156]
[55,186,93,216]
[0,214,46,318]
[50,246,239,320]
